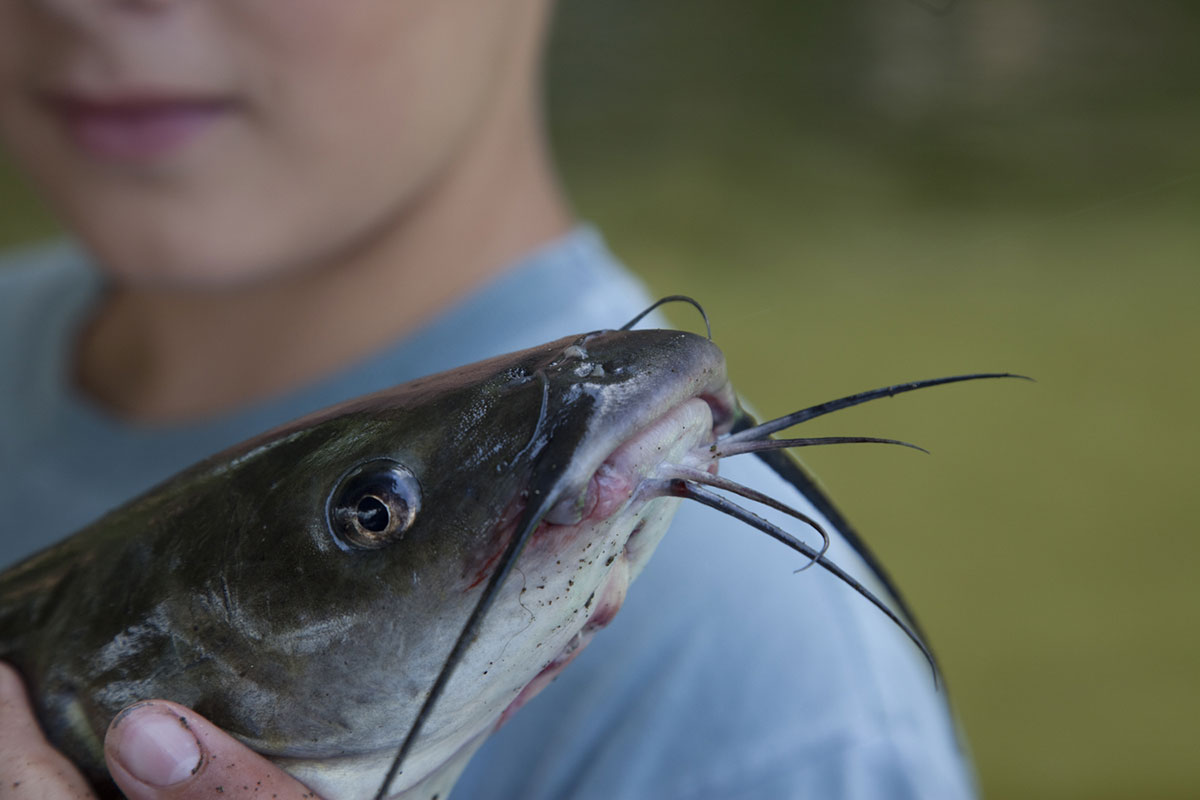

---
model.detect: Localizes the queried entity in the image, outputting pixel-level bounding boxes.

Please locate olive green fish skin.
[0,328,734,798]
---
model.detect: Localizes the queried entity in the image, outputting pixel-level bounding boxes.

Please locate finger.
[0,661,97,800]
[104,701,320,800]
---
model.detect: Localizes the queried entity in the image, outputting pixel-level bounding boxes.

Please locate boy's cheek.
[8,102,454,290]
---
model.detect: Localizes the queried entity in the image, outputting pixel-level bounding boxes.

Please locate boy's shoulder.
[0,240,97,405]
[0,238,95,308]
[0,239,96,332]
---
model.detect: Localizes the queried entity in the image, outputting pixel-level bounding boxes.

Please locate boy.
[0,1,974,797]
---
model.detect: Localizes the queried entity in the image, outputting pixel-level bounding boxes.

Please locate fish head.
[143,329,736,797]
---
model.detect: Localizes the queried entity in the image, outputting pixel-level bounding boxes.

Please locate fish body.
[0,328,737,799]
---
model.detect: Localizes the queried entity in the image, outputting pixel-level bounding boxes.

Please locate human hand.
[0,662,319,800]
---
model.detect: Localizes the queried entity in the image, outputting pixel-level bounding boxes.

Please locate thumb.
[104,701,319,800]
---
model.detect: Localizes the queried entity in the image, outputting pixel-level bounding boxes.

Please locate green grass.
[0,158,58,245]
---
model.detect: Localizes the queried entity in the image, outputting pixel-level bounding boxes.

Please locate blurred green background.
[2,1,1197,798]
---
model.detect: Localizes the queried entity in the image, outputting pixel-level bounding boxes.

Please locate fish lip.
[492,332,734,721]
[539,331,736,526]
[544,395,720,526]
[699,388,737,435]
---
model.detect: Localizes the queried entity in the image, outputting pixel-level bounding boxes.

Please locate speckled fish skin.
[0,328,736,800]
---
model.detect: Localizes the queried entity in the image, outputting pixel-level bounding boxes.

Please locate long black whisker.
[372,501,549,800]
[618,295,712,340]
[676,481,939,685]
[659,466,830,569]
[722,373,1030,444]
[710,436,928,458]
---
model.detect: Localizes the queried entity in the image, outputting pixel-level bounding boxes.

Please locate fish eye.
[327,459,421,550]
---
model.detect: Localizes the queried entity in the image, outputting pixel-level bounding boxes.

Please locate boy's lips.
[45,95,235,162]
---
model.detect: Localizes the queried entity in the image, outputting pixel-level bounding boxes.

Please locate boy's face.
[0,0,543,286]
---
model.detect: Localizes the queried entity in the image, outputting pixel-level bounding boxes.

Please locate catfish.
[0,305,1018,799]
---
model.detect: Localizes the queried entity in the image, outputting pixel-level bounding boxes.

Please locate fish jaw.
[495,396,720,727]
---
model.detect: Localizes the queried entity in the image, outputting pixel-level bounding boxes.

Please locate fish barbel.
[0,313,1018,800]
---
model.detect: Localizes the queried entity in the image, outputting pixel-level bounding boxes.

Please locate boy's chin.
[64,197,355,291]
[79,228,323,291]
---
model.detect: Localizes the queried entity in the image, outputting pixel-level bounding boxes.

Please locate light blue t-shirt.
[0,229,976,799]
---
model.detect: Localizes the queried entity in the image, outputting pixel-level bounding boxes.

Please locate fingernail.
[111,707,202,786]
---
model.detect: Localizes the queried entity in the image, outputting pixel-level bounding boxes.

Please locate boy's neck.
[73,97,572,424]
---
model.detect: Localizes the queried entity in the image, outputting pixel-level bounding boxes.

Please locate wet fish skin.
[0,328,736,799]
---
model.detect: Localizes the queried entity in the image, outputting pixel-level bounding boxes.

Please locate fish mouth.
[498,392,731,726]
[537,330,739,529]
[542,391,735,527]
